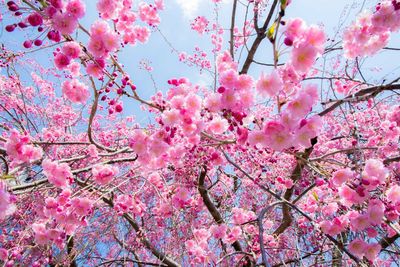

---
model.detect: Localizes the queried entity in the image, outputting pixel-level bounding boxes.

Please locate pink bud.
[23,40,32,48]
[17,22,27,28]
[315,178,324,186]
[27,12,43,27]
[5,25,16,32]
[284,37,293,46]
[8,4,19,11]
[217,86,225,93]
[34,39,42,46]
[115,104,123,112]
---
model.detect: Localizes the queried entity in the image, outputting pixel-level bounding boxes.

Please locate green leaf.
[267,22,277,41]
[312,191,319,202]
[1,174,15,180]
[281,0,287,10]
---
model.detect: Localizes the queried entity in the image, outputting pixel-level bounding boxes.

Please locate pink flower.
[204,93,221,112]
[364,243,381,262]
[87,144,98,158]
[291,43,318,73]
[172,187,191,209]
[129,130,149,156]
[185,94,202,114]
[133,26,150,43]
[27,12,43,26]
[220,88,237,110]
[148,173,163,189]
[256,70,283,97]
[103,32,119,52]
[191,16,209,35]
[66,0,86,19]
[54,53,71,70]
[52,12,78,35]
[88,21,119,58]
[138,2,160,26]
[86,63,104,78]
[285,18,306,41]
[62,79,90,104]
[248,130,268,148]
[97,0,122,19]
[303,25,325,51]
[68,61,81,76]
[338,185,366,206]
[224,226,242,244]
[32,223,50,245]
[0,182,16,220]
[294,116,322,148]
[210,224,227,239]
[367,199,384,225]
[263,121,293,151]
[348,239,367,259]
[231,207,255,224]
[0,248,8,261]
[87,38,106,58]
[387,184,400,204]
[114,195,145,216]
[286,85,318,119]
[208,117,228,134]
[319,218,345,236]
[92,164,119,185]
[331,168,354,187]
[219,69,238,89]
[155,0,164,10]
[42,159,72,188]
[362,159,388,189]
[71,197,93,216]
[62,42,81,59]
[350,213,370,231]
[236,74,254,91]
[5,130,43,164]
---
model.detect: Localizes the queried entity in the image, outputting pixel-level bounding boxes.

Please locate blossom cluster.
[343,0,400,58]
[32,189,93,247]
[4,130,42,165]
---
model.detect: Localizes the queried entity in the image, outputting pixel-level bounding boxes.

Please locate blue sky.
[2,0,399,125]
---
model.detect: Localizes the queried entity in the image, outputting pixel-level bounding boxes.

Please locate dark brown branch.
[273,139,316,236]
[10,156,138,192]
[319,84,400,116]
[258,201,284,266]
[379,234,399,250]
[240,0,279,74]
[102,197,181,267]
[67,236,77,267]
[97,258,168,267]
[271,249,319,267]
[198,167,253,266]
[230,0,238,59]
[384,155,400,165]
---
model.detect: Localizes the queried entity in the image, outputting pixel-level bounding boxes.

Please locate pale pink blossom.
[62,79,90,104]
[0,182,15,220]
[387,184,400,204]
[92,164,119,185]
[66,0,86,19]
[42,159,72,188]
[208,117,229,134]
[5,130,43,164]
[52,12,78,35]
[331,168,354,187]
[256,70,283,97]
[62,41,81,59]
[348,239,367,258]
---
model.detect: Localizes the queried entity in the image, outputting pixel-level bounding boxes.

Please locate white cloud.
[175,0,201,18]
[174,0,230,18]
